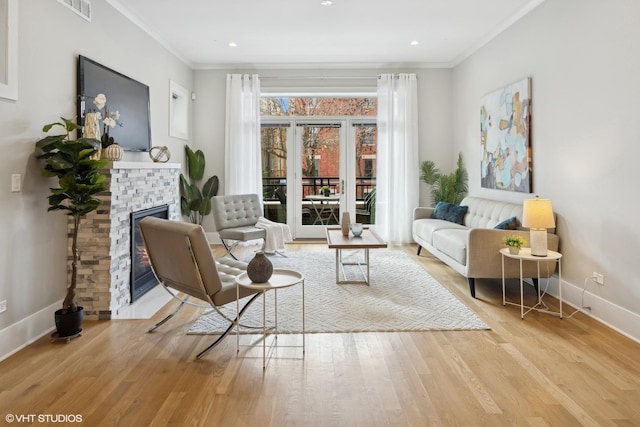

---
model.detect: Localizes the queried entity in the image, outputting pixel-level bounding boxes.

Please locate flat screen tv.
[77,55,152,152]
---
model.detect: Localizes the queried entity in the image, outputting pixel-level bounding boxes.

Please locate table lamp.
[522,196,555,257]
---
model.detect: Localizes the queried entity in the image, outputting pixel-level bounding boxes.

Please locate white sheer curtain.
[376,73,420,243]
[225,74,262,201]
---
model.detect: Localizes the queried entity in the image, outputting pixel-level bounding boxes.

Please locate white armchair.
[211,193,266,259]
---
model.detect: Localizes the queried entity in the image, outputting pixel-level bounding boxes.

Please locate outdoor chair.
[356,188,376,223]
[274,187,311,221]
[138,216,261,359]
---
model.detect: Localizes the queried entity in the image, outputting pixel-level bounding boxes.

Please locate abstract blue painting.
[480,78,532,193]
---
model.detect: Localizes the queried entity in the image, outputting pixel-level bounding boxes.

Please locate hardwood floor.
[1,243,639,426]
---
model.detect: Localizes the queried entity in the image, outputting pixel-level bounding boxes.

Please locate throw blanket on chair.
[255,217,292,253]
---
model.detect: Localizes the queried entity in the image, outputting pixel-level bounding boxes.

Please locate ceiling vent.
[58,0,92,22]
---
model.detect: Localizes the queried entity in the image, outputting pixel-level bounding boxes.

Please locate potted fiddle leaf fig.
[35,117,109,338]
[180,145,219,224]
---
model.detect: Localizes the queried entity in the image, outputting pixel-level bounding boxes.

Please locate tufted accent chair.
[211,193,267,259]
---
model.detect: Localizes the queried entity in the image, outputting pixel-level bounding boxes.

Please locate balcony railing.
[262,176,376,225]
[262,176,376,200]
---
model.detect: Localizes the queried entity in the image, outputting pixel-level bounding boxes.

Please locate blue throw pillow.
[494,216,520,230]
[431,202,468,225]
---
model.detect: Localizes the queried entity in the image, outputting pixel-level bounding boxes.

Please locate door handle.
[341,180,345,195]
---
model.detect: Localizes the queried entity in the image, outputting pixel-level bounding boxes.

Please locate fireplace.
[71,162,180,319]
[130,205,169,302]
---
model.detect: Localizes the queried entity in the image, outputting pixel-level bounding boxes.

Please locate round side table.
[500,248,562,319]
[235,268,305,369]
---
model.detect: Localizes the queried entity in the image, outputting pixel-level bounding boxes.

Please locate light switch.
[11,174,21,192]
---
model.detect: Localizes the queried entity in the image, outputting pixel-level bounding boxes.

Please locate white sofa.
[412,196,559,298]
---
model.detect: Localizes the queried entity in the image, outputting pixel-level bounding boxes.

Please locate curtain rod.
[259,75,415,80]
[260,76,377,80]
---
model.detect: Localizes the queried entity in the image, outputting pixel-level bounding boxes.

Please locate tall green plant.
[420,152,468,206]
[180,145,219,224]
[36,117,109,313]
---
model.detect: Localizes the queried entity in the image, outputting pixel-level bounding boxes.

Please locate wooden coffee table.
[325,227,387,285]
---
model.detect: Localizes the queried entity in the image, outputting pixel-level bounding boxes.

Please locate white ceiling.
[107,0,544,69]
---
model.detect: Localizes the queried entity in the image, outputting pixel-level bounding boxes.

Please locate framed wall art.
[480,77,532,193]
[169,79,189,140]
[0,0,18,101]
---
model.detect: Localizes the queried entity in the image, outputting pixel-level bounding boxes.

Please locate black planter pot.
[54,306,84,337]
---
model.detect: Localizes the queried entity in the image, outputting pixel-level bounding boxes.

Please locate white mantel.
[109,161,181,170]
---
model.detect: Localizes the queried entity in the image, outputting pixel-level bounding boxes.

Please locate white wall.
[452,0,640,339]
[0,0,192,358]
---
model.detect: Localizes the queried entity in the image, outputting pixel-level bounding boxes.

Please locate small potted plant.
[320,185,331,197]
[502,235,525,255]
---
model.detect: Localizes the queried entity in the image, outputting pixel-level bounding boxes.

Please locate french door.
[261,119,377,239]
[293,121,345,238]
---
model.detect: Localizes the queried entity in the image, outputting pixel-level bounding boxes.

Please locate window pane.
[355,125,377,224]
[261,127,288,223]
[261,97,377,117]
[302,125,340,226]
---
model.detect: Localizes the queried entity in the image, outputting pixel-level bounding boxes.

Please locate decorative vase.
[247,251,273,283]
[341,212,350,236]
[351,222,363,237]
[103,143,123,161]
[83,112,102,159]
[508,246,520,255]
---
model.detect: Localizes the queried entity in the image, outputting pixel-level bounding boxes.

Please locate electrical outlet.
[11,174,21,192]
[593,272,604,285]
[0,300,7,314]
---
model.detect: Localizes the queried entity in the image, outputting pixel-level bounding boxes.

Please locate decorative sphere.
[103,143,123,161]
[149,146,171,163]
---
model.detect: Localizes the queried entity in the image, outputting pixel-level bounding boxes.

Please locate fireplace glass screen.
[130,205,168,302]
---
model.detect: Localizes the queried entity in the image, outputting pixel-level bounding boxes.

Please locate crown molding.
[192,61,454,71]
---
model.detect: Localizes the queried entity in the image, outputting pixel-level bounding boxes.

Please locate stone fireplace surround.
[70,161,181,320]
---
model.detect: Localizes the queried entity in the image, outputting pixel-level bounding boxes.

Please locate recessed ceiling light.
[228,41,237,47]
[320,0,333,6]
[410,40,419,46]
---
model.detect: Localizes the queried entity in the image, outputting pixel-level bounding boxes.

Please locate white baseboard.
[0,300,62,362]
[544,277,640,344]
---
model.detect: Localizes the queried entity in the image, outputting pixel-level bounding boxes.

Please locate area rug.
[187,249,489,335]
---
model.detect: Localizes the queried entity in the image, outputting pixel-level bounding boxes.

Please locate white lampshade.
[522,196,555,256]
[522,196,555,229]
